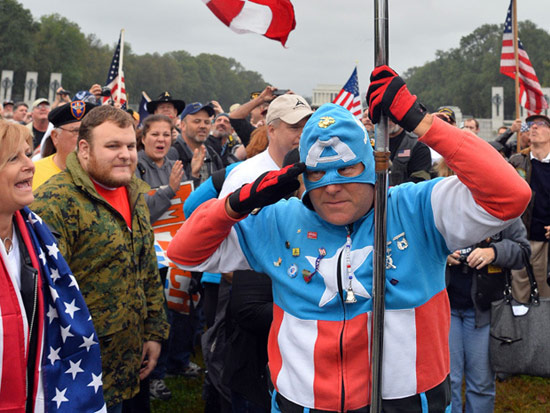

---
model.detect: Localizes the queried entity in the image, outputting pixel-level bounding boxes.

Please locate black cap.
[48,100,97,128]
[525,113,550,126]
[436,106,456,124]
[146,92,186,115]
[2,100,14,106]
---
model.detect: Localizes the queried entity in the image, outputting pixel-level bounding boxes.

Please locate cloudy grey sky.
[18,0,548,98]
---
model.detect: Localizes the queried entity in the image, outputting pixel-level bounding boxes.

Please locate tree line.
[0,0,268,110]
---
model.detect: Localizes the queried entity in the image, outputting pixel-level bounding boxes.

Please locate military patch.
[318,116,335,128]
[70,100,86,120]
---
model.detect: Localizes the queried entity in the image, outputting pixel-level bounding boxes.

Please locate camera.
[457,247,473,263]
[273,89,289,96]
[99,86,111,97]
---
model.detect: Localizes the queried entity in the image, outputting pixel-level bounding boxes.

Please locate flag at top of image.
[203,0,296,46]
[500,0,547,115]
[332,67,362,119]
[103,32,127,109]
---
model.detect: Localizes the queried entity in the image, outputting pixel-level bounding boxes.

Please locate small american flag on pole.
[103,31,127,109]
[500,0,547,115]
[332,67,362,119]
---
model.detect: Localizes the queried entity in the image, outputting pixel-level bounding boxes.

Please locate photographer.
[446,218,529,413]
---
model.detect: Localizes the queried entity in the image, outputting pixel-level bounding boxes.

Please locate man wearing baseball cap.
[509,113,550,302]
[27,98,51,149]
[33,100,96,190]
[167,102,223,187]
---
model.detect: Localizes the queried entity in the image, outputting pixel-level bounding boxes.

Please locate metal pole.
[371,0,389,412]
[512,0,521,153]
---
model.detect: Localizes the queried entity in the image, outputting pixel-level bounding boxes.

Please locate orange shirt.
[93,182,132,229]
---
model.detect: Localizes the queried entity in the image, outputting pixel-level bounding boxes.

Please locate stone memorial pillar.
[491,87,504,130]
[24,71,38,105]
[1,70,14,101]
[48,73,63,103]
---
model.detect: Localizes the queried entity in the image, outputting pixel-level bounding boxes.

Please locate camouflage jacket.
[32,152,169,406]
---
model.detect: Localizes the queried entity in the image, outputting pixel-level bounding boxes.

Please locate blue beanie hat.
[299,103,375,201]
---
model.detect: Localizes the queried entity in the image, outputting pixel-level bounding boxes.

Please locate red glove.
[228,163,305,215]
[366,65,426,132]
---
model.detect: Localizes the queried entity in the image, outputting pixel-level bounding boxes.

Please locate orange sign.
[151,181,199,314]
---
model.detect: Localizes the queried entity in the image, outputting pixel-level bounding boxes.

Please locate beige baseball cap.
[266,94,313,125]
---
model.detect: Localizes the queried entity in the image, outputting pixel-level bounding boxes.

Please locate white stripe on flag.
[230,2,272,35]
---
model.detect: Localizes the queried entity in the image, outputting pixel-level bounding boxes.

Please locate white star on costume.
[50,268,61,283]
[49,285,59,302]
[65,359,84,379]
[47,346,61,365]
[46,305,58,324]
[39,249,46,265]
[68,273,80,290]
[60,325,74,343]
[64,299,80,319]
[88,372,103,393]
[52,387,69,408]
[306,244,372,307]
[46,242,60,259]
[79,333,98,352]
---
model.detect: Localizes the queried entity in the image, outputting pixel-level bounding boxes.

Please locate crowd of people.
[0,65,548,413]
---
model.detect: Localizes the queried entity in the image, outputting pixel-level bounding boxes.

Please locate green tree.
[0,0,38,99]
[404,21,550,118]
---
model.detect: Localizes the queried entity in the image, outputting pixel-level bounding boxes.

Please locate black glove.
[366,65,426,132]
[228,163,305,215]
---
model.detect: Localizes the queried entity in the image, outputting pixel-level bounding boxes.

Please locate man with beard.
[168,102,224,186]
[206,113,245,166]
[32,105,169,413]
[387,118,432,185]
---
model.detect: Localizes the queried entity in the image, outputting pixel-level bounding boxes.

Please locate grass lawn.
[152,349,550,412]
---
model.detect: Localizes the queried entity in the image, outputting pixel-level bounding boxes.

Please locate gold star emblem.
[318,116,335,128]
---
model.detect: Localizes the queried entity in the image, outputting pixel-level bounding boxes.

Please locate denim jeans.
[449,307,495,413]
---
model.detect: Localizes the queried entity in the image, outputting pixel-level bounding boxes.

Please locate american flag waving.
[23,207,106,412]
[500,0,547,115]
[332,67,363,119]
[103,31,127,109]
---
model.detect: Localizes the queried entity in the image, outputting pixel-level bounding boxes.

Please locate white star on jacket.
[306,244,372,307]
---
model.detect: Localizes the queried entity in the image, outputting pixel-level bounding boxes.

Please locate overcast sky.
[17,0,549,98]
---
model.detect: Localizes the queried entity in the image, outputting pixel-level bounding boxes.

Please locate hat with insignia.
[146,92,186,115]
[48,100,96,128]
[40,100,97,158]
[435,106,456,124]
[180,102,215,120]
[266,94,313,125]
[2,99,14,107]
[299,103,375,202]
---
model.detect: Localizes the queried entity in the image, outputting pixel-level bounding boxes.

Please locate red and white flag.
[332,67,362,119]
[500,0,547,115]
[203,0,296,46]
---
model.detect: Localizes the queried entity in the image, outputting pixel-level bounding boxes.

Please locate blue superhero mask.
[299,104,375,202]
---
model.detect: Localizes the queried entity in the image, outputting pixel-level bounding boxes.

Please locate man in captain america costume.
[167,66,531,412]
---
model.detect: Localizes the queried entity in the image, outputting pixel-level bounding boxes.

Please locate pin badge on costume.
[307,231,317,239]
[292,248,300,257]
[288,264,298,278]
[274,257,282,267]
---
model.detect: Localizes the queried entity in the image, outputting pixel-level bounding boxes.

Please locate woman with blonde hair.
[0,121,104,412]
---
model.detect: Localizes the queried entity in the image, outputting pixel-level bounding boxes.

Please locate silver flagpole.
[371,0,389,411]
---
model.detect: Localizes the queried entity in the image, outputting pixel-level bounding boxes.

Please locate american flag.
[332,67,363,119]
[103,32,127,109]
[500,0,548,115]
[16,208,105,412]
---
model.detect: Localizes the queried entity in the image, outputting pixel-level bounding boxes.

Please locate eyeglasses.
[527,121,550,129]
[58,126,80,135]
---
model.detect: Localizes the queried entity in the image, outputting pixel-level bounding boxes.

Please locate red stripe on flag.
[204,0,244,26]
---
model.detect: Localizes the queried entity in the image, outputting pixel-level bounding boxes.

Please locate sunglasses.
[527,121,550,129]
